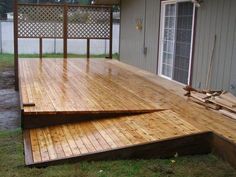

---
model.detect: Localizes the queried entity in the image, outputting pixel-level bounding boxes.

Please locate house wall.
[120,0,160,73]
[191,0,236,95]
[120,0,236,95]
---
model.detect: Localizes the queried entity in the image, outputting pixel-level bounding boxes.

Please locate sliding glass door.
[159,1,195,85]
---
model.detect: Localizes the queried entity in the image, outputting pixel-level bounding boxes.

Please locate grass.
[0,129,235,177]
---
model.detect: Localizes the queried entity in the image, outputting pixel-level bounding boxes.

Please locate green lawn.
[0,130,236,177]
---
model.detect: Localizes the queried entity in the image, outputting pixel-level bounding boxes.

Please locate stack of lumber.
[184,86,236,120]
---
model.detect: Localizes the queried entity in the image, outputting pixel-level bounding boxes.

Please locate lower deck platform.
[24,110,210,167]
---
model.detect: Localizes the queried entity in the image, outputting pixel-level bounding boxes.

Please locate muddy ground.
[0,66,20,130]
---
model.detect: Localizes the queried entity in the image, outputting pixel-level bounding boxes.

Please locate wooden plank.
[29,129,42,163]
[36,129,50,161]
[48,126,66,158]
[212,133,236,169]
[61,125,81,155]
[220,92,236,105]
[67,124,88,154]
[42,128,57,160]
[219,109,236,120]
[23,130,34,165]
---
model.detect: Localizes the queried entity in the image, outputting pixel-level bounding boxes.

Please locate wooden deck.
[19,58,163,128]
[19,58,236,167]
[19,58,162,114]
[24,110,211,166]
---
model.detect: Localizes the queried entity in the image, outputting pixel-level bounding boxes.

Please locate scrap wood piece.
[190,91,209,103]
[215,96,236,108]
[183,86,204,97]
[209,97,236,113]
[188,97,221,110]
[219,92,236,107]
[183,85,222,97]
[23,103,36,107]
[219,109,236,120]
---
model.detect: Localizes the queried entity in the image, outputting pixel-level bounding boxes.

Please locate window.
[158,1,195,85]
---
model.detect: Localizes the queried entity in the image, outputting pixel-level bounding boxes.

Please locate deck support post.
[13,0,19,91]
[108,8,113,59]
[63,4,68,59]
[39,38,43,59]
[87,39,90,59]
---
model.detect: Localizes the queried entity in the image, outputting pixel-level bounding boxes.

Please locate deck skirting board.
[211,133,236,169]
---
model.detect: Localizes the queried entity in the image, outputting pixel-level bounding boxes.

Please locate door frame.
[158,0,196,85]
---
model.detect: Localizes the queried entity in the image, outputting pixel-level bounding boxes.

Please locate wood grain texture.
[108,59,236,144]
[24,110,202,166]
[19,58,163,116]
[19,58,236,144]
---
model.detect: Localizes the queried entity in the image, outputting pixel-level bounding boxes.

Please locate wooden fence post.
[109,7,113,59]
[13,0,19,91]
[39,38,43,59]
[87,39,90,59]
[63,3,68,59]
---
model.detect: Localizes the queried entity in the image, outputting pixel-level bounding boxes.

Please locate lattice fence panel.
[67,6,111,39]
[18,5,64,38]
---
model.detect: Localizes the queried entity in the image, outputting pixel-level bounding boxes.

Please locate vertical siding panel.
[205,0,217,89]
[120,0,160,73]
[200,0,212,89]
[211,0,224,89]
[145,0,160,73]
[229,3,236,95]
[193,3,205,88]
[120,0,145,69]
[192,8,202,87]
[222,0,236,90]
[216,0,230,89]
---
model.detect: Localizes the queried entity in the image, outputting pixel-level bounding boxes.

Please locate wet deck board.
[24,110,205,166]
[19,58,163,116]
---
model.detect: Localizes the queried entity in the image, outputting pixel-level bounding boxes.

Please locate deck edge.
[211,133,236,169]
[23,129,34,166]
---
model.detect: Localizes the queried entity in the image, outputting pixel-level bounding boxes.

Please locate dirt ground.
[0,66,20,130]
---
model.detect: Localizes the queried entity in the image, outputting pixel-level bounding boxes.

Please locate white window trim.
[158,0,196,85]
